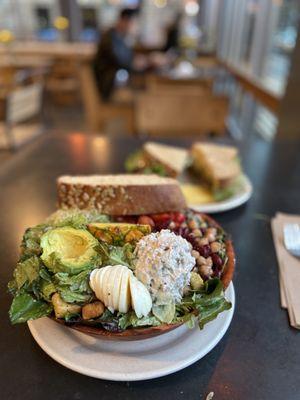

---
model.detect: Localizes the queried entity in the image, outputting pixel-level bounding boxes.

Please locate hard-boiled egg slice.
[91,266,111,303]
[111,265,124,310]
[95,267,107,301]
[102,266,116,311]
[89,269,98,293]
[89,268,103,301]
[118,268,132,313]
[129,275,152,318]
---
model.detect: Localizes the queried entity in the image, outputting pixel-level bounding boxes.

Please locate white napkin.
[271,212,300,329]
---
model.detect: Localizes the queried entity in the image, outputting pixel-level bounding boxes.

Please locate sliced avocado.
[88,223,151,245]
[40,226,100,275]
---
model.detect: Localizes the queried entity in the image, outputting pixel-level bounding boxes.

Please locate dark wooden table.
[1,132,299,400]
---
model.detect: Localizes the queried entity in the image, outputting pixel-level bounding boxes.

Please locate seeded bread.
[143,142,188,178]
[57,174,187,215]
[191,143,241,189]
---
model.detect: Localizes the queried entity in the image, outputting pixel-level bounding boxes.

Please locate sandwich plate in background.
[181,174,253,214]
[27,282,235,381]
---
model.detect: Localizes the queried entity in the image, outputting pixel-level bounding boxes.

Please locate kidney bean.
[198,244,212,258]
[211,253,223,269]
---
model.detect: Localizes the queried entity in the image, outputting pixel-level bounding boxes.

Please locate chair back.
[77,62,101,131]
[135,90,228,137]
[7,82,43,124]
[146,74,213,93]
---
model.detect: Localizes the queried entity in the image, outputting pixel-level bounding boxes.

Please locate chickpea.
[205,227,217,243]
[192,228,202,237]
[191,249,200,259]
[205,256,213,268]
[199,263,213,278]
[211,241,222,253]
[188,219,198,230]
[196,255,207,266]
[196,237,209,246]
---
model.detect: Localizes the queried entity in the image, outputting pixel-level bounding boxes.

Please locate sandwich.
[8,175,233,337]
[125,142,188,178]
[191,143,242,201]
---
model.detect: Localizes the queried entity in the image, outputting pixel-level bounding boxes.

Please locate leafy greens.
[8,210,109,324]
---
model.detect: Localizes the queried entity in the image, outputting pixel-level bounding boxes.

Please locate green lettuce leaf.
[21,225,47,259]
[40,280,56,301]
[98,242,135,269]
[46,209,109,229]
[118,311,161,330]
[177,278,231,329]
[143,164,167,176]
[213,174,244,202]
[54,270,91,292]
[12,256,41,290]
[125,150,167,176]
[125,150,146,172]
[152,302,175,323]
[57,287,92,304]
[39,267,53,282]
[152,293,176,323]
[54,270,93,304]
[9,292,53,324]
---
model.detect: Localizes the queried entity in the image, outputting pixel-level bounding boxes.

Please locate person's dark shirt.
[164,24,179,52]
[93,28,133,101]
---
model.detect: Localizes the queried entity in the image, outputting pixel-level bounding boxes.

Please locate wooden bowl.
[53,212,235,341]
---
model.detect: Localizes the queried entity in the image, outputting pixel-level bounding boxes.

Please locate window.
[261,0,299,94]
[217,0,299,95]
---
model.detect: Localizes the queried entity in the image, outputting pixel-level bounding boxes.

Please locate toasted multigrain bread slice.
[191,143,241,189]
[143,142,188,177]
[57,174,187,215]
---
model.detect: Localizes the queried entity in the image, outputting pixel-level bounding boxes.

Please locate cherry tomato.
[137,215,155,228]
[150,213,172,223]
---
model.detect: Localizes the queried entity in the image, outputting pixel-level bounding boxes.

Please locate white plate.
[28,283,235,381]
[189,175,253,214]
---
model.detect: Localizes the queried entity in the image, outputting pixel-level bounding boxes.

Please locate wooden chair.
[0,82,44,150]
[146,74,213,93]
[46,59,80,106]
[135,90,229,137]
[78,62,135,134]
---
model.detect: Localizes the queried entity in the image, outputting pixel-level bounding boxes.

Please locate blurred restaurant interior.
[2,1,300,397]
[0,0,299,151]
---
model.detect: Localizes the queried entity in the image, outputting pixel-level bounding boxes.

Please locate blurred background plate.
[185,174,253,213]
[28,283,235,381]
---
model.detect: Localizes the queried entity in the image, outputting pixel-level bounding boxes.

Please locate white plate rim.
[28,283,235,381]
[188,175,253,214]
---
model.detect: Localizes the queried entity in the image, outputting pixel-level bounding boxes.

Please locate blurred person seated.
[93,8,146,102]
[163,14,181,53]
[142,13,182,73]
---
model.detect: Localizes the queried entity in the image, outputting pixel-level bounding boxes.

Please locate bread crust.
[57,175,187,215]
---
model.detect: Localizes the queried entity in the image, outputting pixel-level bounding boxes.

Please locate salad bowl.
[53,212,235,341]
